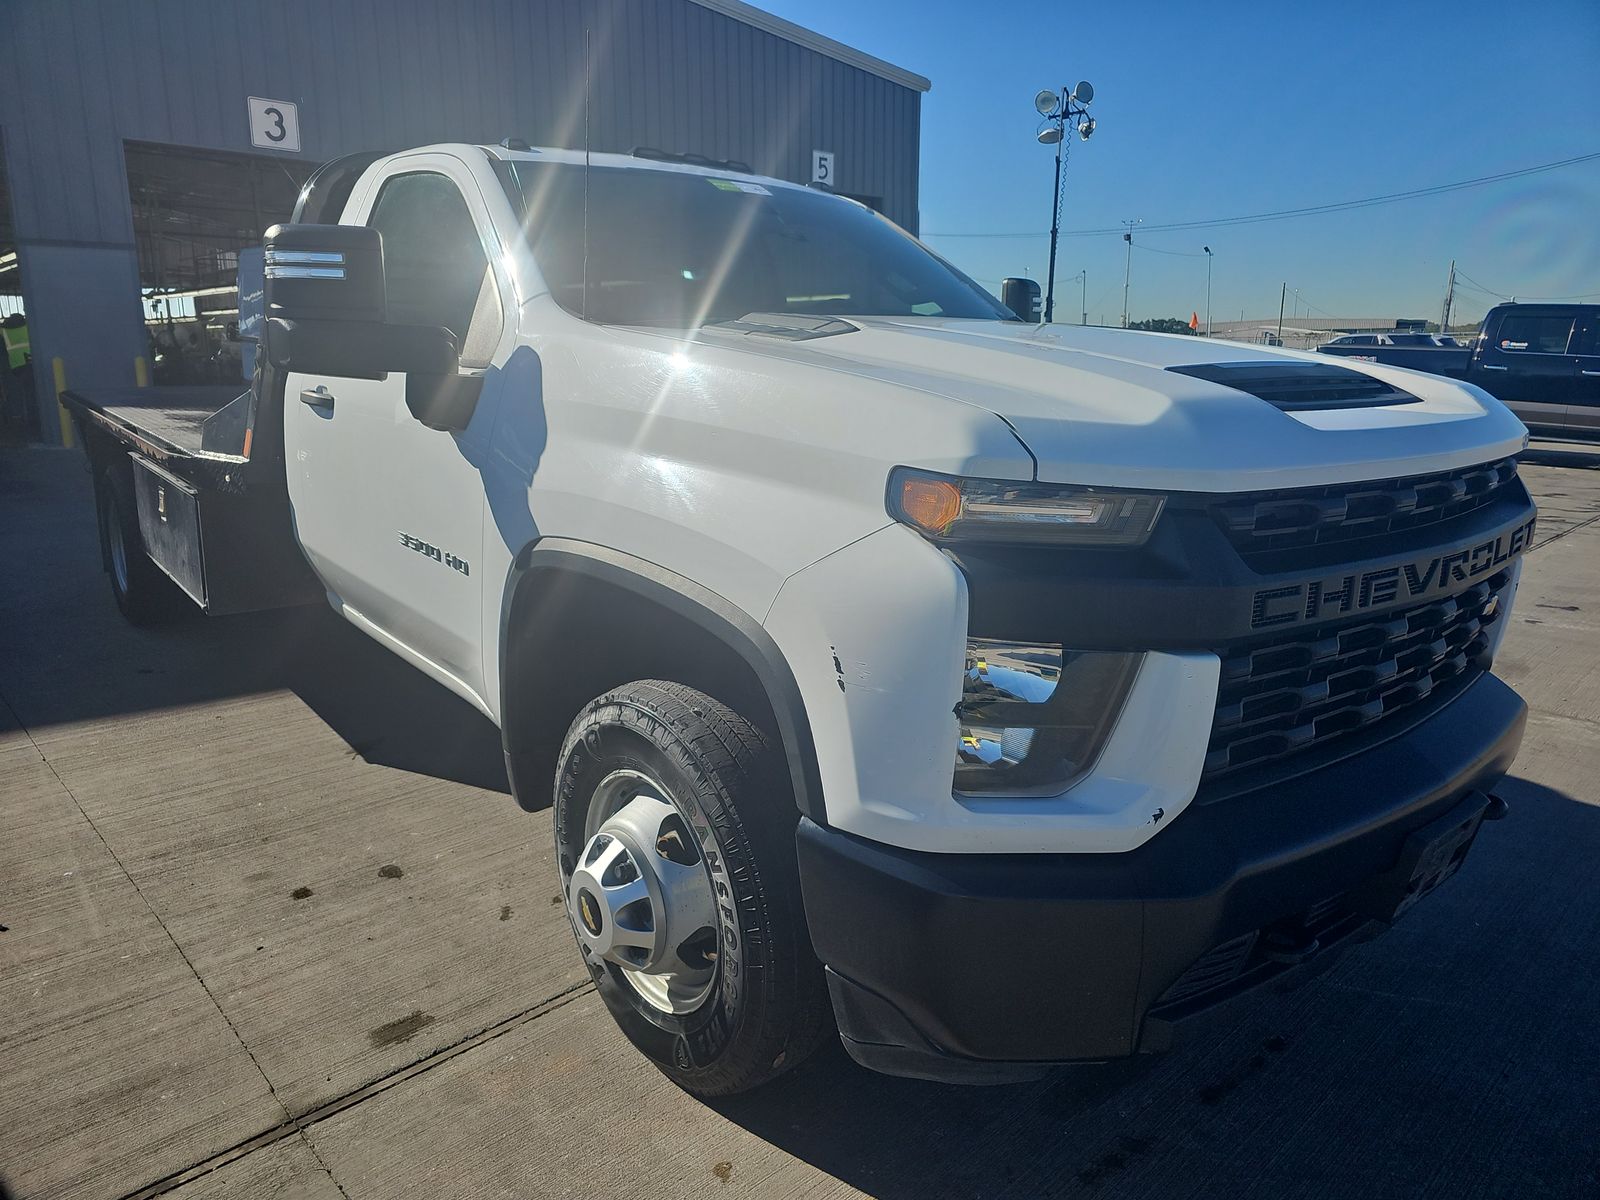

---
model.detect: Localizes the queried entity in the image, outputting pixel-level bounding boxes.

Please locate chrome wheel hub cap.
[569,771,720,1014]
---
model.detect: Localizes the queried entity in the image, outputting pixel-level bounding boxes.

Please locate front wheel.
[554,680,830,1097]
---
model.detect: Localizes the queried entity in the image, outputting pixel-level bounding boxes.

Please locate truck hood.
[695,317,1528,492]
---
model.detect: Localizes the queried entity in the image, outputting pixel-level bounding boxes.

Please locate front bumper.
[797,671,1526,1083]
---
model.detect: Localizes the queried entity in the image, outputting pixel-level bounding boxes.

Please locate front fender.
[498,538,825,820]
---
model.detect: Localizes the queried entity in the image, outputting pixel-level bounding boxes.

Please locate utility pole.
[1203,246,1213,337]
[1439,259,1456,335]
[1277,282,1287,343]
[1121,218,1140,327]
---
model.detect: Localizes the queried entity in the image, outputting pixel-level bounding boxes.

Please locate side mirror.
[264,223,386,326]
[262,223,480,432]
[1001,277,1043,323]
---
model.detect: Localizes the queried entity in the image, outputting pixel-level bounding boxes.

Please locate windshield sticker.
[709,178,771,195]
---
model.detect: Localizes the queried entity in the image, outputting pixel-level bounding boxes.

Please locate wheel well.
[500,555,820,820]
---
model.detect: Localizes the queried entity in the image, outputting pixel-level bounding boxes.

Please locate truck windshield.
[499,161,1011,329]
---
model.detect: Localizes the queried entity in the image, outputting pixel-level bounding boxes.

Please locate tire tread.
[557,679,831,1096]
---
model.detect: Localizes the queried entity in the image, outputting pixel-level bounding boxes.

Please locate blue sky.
[759,0,1600,326]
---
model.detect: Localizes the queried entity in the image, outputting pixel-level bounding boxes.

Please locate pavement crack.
[1530,509,1600,552]
[0,689,351,1199]
[110,981,595,1200]
[1,688,593,1200]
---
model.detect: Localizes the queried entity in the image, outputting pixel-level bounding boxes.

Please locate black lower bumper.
[797,672,1526,1083]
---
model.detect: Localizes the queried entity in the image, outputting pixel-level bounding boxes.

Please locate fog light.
[955,639,1140,796]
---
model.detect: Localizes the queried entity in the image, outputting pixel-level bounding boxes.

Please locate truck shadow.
[271,604,511,796]
[712,776,1599,1200]
[0,447,509,795]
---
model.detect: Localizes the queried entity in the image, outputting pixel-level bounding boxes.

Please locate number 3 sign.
[248,97,301,153]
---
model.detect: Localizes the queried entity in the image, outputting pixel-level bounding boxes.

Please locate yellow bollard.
[52,357,74,450]
[135,355,150,388]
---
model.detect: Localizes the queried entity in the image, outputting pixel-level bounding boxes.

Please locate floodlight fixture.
[1032,80,1102,323]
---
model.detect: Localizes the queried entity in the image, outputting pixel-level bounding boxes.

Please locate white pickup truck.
[66,142,1534,1096]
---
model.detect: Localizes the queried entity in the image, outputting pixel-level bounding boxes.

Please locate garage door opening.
[1,129,34,442]
[124,141,315,385]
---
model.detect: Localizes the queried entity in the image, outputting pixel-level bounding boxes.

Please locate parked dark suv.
[1474,304,1600,439]
[1318,304,1600,440]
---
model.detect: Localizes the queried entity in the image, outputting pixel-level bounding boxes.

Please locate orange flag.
[1189,311,1200,331]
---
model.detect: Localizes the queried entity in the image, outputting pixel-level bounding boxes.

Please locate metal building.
[0,0,929,443]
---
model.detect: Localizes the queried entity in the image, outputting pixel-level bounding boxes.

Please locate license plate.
[1356,792,1490,924]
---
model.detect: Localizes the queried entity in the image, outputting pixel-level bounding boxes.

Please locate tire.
[97,464,189,625]
[554,680,830,1097]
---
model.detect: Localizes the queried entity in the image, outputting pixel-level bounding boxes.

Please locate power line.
[1134,243,1207,258]
[923,150,1600,240]
[1455,269,1600,302]
[1455,270,1509,300]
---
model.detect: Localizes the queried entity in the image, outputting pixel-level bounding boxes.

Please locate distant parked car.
[1323,332,1450,349]
[1319,331,1473,373]
[1319,304,1600,440]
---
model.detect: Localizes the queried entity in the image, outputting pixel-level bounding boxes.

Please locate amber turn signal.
[896,475,964,535]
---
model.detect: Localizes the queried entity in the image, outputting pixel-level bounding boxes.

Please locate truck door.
[1475,307,1579,435]
[283,158,508,705]
[1568,310,1600,437]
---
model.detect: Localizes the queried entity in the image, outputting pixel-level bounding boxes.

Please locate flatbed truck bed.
[63,383,254,476]
[63,378,321,615]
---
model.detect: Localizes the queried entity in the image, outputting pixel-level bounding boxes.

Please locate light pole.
[1120,218,1140,328]
[1061,269,1086,325]
[1033,82,1097,324]
[1203,246,1213,337]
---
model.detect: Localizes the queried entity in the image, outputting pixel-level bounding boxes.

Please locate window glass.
[506,163,1010,328]
[368,172,489,339]
[1573,317,1600,357]
[1494,312,1575,354]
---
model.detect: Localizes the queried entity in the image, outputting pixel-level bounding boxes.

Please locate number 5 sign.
[248,97,301,152]
[811,150,835,186]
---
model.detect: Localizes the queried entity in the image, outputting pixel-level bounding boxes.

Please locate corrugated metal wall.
[0,0,923,437]
[0,0,920,238]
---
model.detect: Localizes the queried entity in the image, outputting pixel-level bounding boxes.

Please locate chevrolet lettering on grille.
[1250,515,1535,630]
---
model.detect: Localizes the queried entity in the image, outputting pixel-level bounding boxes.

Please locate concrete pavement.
[2,443,1597,1199]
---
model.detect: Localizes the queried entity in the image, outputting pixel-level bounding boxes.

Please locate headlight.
[956,639,1141,796]
[889,467,1165,546]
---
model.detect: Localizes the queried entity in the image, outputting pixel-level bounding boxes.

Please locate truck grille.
[1214,458,1519,561]
[1203,572,1510,779]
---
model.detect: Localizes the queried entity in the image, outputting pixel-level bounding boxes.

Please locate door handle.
[299,385,335,410]
[1479,364,1508,371]
[1582,370,1600,377]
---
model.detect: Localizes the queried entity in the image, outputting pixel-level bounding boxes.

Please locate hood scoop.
[1166,360,1421,411]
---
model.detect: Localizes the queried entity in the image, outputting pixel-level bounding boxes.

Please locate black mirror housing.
[264,224,386,324]
[261,222,479,433]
